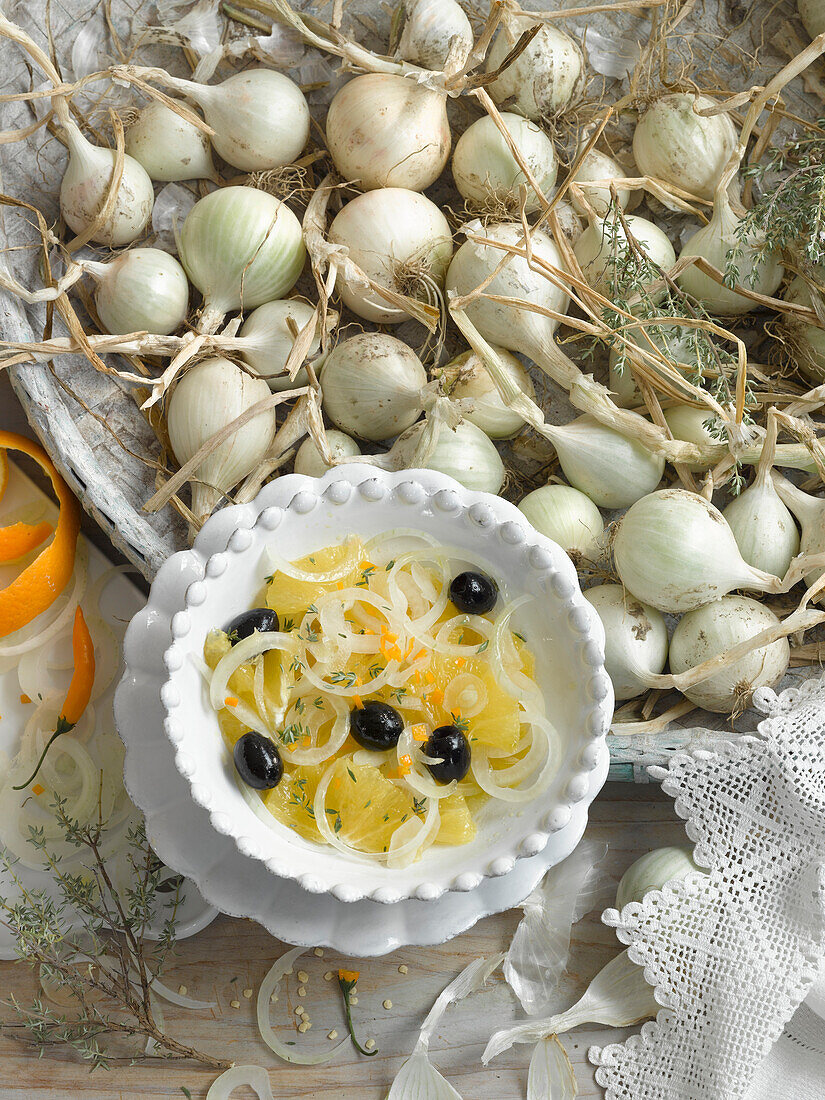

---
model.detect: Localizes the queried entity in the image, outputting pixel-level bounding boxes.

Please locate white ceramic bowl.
[120,465,612,904]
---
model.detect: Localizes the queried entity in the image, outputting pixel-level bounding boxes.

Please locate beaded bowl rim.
[120,464,613,904]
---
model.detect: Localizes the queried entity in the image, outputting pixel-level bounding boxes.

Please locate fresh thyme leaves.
[412,796,427,814]
[347,767,356,783]
[289,655,304,674]
[476,640,489,653]
[356,564,377,587]
[0,805,229,1071]
[389,686,408,703]
[450,713,470,734]
[329,670,358,687]
[513,632,526,643]
[385,560,395,570]
[281,618,295,632]
[289,777,315,817]
[280,722,304,745]
[294,697,305,714]
[737,122,825,270]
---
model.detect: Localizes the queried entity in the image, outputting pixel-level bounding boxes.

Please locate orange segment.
[0,433,80,638]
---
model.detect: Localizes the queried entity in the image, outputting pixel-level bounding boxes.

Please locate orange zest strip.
[301,735,311,747]
[19,694,30,704]
[352,693,363,708]
[0,433,81,639]
[428,688,444,706]
[424,670,435,684]
[224,696,239,707]
[414,648,428,661]
[455,657,466,668]
[400,753,412,767]
[31,783,45,796]
[0,520,52,564]
[358,560,375,571]
[403,638,415,659]
[13,607,95,790]
[412,724,428,742]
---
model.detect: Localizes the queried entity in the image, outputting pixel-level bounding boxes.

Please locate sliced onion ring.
[207,1066,277,1100]
[471,716,561,803]
[257,946,348,1065]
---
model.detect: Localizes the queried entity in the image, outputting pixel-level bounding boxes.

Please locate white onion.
[445,220,570,366]
[179,186,305,332]
[325,72,450,191]
[485,18,585,120]
[173,68,310,172]
[125,100,214,182]
[207,1066,276,1099]
[609,322,699,408]
[167,356,276,522]
[436,348,535,439]
[583,583,668,701]
[397,0,473,70]
[60,120,154,246]
[86,248,189,336]
[782,272,825,383]
[237,299,325,390]
[294,430,361,476]
[407,419,505,494]
[321,331,426,441]
[613,488,783,613]
[518,484,604,563]
[771,472,825,593]
[574,213,676,298]
[616,845,700,908]
[542,416,664,509]
[451,112,558,214]
[569,147,633,217]
[678,188,784,314]
[723,468,799,579]
[669,595,789,712]
[632,94,737,200]
[328,188,453,322]
[662,404,723,472]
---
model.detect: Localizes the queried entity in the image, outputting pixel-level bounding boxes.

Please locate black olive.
[350,701,404,751]
[449,571,498,615]
[233,731,283,790]
[424,725,471,783]
[224,607,279,643]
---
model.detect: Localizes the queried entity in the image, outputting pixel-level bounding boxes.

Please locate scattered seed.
[297,970,309,983]
[365,1038,375,1050]
[298,1021,310,1033]
[297,985,307,997]
[324,971,334,981]
[230,999,240,1009]
[295,1005,304,1016]
[314,948,325,957]
[243,988,253,999]
[383,999,393,1010]
[350,996,358,1005]
[328,1029,338,1040]
[398,964,408,975]
[178,985,188,996]
[270,992,278,1003]
[300,1012,310,1022]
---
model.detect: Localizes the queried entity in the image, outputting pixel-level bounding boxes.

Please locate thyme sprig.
[0,798,229,1071]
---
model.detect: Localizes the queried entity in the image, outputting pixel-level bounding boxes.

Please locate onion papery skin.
[294,430,361,476]
[799,0,825,39]
[544,416,664,510]
[398,0,473,70]
[583,583,668,701]
[445,221,570,358]
[632,94,738,201]
[320,331,427,441]
[60,123,154,247]
[485,21,585,120]
[613,488,782,613]
[125,101,214,182]
[179,187,305,321]
[328,188,453,323]
[574,214,676,298]
[238,298,318,390]
[92,248,189,336]
[188,69,310,172]
[451,112,558,215]
[325,73,450,192]
[518,484,604,562]
[608,323,698,409]
[437,348,535,439]
[662,405,722,472]
[678,194,783,315]
[771,472,825,595]
[407,419,505,494]
[570,148,633,218]
[782,273,825,383]
[723,475,800,579]
[669,595,789,712]
[167,356,275,521]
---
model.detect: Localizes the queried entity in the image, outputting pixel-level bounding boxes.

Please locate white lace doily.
[589,676,825,1100]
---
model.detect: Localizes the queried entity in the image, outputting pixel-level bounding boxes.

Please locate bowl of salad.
[123,464,612,904]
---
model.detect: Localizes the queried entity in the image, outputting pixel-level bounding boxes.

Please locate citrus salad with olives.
[199,532,557,867]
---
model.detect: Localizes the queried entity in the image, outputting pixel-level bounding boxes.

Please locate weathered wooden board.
[0,782,685,1099]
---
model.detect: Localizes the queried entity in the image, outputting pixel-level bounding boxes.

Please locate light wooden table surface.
[0,378,684,1099]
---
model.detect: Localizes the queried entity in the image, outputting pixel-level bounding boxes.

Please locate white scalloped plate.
[115,464,612,917]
